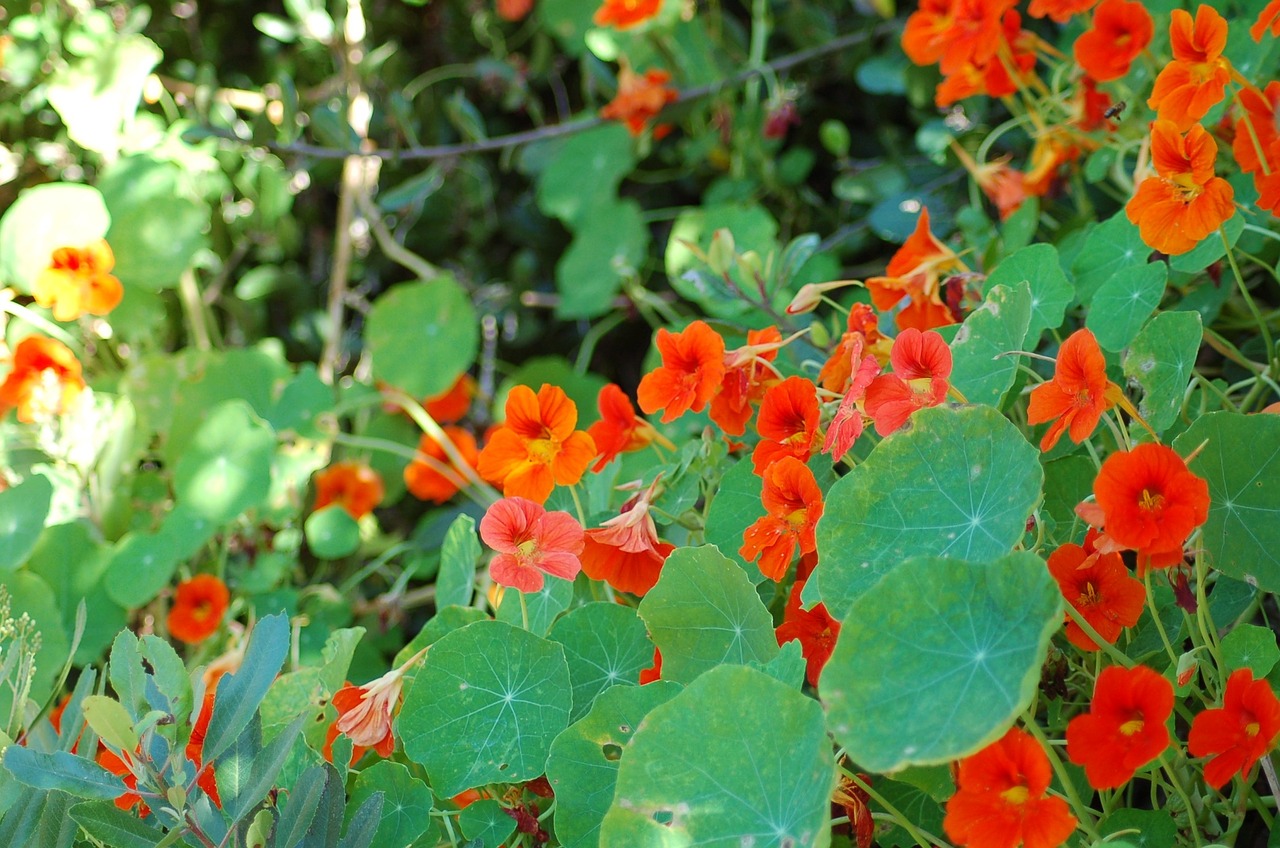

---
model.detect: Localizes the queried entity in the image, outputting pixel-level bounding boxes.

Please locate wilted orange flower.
[1046,537,1144,651]
[594,0,661,28]
[33,240,123,322]
[710,327,783,437]
[1023,129,1081,197]
[901,0,1017,77]
[1125,120,1235,256]
[943,726,1078,848]
[1028,0,1096,23]
[819,303,888,393]
[1233,82,1280,215]
[1254,0,1280,40]
[0,335,86,423]
[481,496,584,593]
[580,478,675,595]
[822,334,880,463]
[588,384,663,471]
[600,67,677,137]
[776,579,841,687]
[1073,0,1153,82]
[1092,442,1210,569]
[1027,329,1121,452]
[325,647,429,763]
[405,426,480,503]
[478,384,596,503]
[425,374,475,424]
[752,376,822,474]
[864,328,952,436]
[637,320,726,423]
[1066,665,1174,790]
[314,460,385,519]
[168,575,230,644]
[740,457,824,581]
[1147,6,1232,132]
[865,208,964,332]
[1189,669,1280,789]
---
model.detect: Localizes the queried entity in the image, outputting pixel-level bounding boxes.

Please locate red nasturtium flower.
[600,67,678,137]
[1188,669,1280,789]
[0,335,86,422]
[638,647,662,684]
[1072,0,1153,82]
[587,384,664,471]
[1066,665,1174,789]
[478,384,596,504]
[424,374,476,424]
[1233,81,1280,215]
[1092,442,1210,569]
[637,320,727,423]
[1148,6,1232,132]
[740,457,825,581]
[33,240,123,322]
[776,580,841,688]
[865,208,964,332]
[1027,0,1096,23]
[710,327,784,437]
[324,646,430,763]
[168,575,230,644]
[901,0,1017,77]
[1254,0,1280,40]
[1125,120,1235,256]
[581,478,674,595]
[481,496,585,593]
[752,376,823,474]
[593,0,661,29]
[186,686,222,806]
[314,460,385,519]
[404,426,480,504]
[969,157,1029,222]
[943,726,1079,848]
[1046,537,1144,651]
[1027,329,1121,452]
[864,328,953,436]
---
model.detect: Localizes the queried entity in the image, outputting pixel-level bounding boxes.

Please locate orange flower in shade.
[33,240,123,322]
[1233,82,1280,215]
[1046,537,1144,651]
[776,579,841,687]
[864,329,952,437]
[1254,0,1280,40]
[405,426,480,503]
[314,460,385,519]
[943,726,1079,848]
[740,457,824,581]
[752,376,823,474]
[1189,669,1280,789]
[637,320,727,423]
[424,374,475,424]
[0,335,86,423]
[1027,0,1096,23]
[478,384,596,504]
[480,496,584,593]
[580,478,675,595]
[1072,0,1153,83]
[865,208,964,333]
[710,326,783,437]
[600,67,678,137]
[1027,329,1121,452]
[324,647,429,764]
[1125,121,1235,256]
[186,686,222,806]
[1066,665,1174,790]
[822,334,881,463]
[588,384,664,471]
[901,0,1017,77]
[819,303,889,393]
[639,647,662,684]
[1147,6,1232,132]
[593,0,661,29]
[972,158,1029,221]
[1092,442,1210,570]
[168,575,230,644]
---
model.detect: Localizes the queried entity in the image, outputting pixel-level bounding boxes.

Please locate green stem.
[1144,568,1180,669]
[1022,718,1101,839]
[1221,228,1278,411]
[1159,753,1203,848]
[840,769,941,847]
[1063,604,1134,668]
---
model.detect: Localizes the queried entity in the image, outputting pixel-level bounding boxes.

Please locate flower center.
[1169,172,1202,204]
[1246,720,1261,738]
[517,539,539,560]
[785,507,809,529]
[1000,785,1030,805]
[194,600,212,621]
[1078,581,1100,607]
[1119,718,1145,736]
[527,438,558,464]
[1138,488,1164,511]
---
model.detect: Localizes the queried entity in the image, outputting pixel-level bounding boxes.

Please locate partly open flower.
[481,496,585,593]
[1027,328,1122,451]
[1046,538,1144,651]
[0,335,86,422]
[405,426,480,504]
[600,66,678,137]
[1125,120,1235,256]
[777,579,841,687]
[1147,6,1232,132]
[752,376,823,474]
[478,384,596,503]
[314,460,385,519]
[33,240,123,322]
[943,726,1079,848]
[1092,442,1210,569]
[1254,0,1280,40]
[1188,669,1280,789]
[864,328,952,436]
[637,320,727,423]
[588,384,664,470]
[593,0,661,29]
[865,208,964,332]
[580,478,674,595]
[1066,665,1174,789]
[1023,128,1081,197]
[710,326,783,437]
[1073,0,1153,82]
[324,646,429,763]
[740,457,824,581]
[168,575,230,644]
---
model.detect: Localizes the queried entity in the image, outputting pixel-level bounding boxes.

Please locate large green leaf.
[555,199,650,319]
[547,602,655,721]
[435,514,481,609]
[399,619,571,796]
[535,124,636,227]
[173,400,275,524]
[100,156,208,290]
[459,799,516,848]
[0,183,110,292]
[545,682,682,848]
[636,546,779,684]
[949,282,1032,408]
[365,277,478,399]
[702,457,767,581]
[1071,211,1150,304]
[815,405,1042,618]
[1174,412,1280,592]
[347,761,433,847]
[26,523,123,664]
[822,553,1062,773]
[599,665,835,847]
[983,243,1073,343]
[1085,262,1168,352]
[0,476,53,572]
[1123,310,1202,433]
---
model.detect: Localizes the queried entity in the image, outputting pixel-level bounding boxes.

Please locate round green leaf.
[365,277,478,399]
[821,553,1062,773]
[399,620,571,796]
[1220,624,1280,678]
[459,798,517,848]
[1071,210,1149,304]
[0,183,110,292]
[815,405,1043,618]
[107,195,207,291]
[555,200,650,319]
[173,400,276,524]
[534,124,636,227]
[1085,262,1168,352]
[984,243,1073,344]
[347,761,433,847]
[304,505,360,560]
[547,603,655,721]
[702,457,768,582]
[636,546,779,684]
[104,531,181,608]
[949,282,1032,408]
[599,665,835,847]
[0,475,54,572]
[27,521,123,663]
[1123,310,1202,433]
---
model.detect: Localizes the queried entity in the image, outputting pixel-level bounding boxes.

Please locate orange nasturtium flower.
[864,328,952,436]
[637,320,727,423]
[752,376,823,474]
[1066,665,1174,790]
[424,374,476,424]
[1072,0,1153,83]
[901,0,1017,77]
[1147,6,1232,132]
[324,646,429,764]
[593,0,661,29]
[580,478,674,595]
[1254,0,1280,40]
[478,383,596,503]
[943,726,1079,848]
[932,9,1036,108]
[865,208,964,332]
[1233,81,1280,215]
[776,579,841,688]
[740,457,824,581]
[1027,0,1096,23]
[588,384,664,471]
[1188,669,1280,789]
[710,326,783,437]
[186,686,222,806]
[480,496,585,593]
[496,0,534,21]
[1027,328,1121,452]
[33,240,123,322]
[404,426,480,504]
[168,575,231,644]
[1125,120,1235,256]
[600,67,678,137]
[314,460,385,519]
[0,335,86,422]
[1092,442,1210,569]
[1046,537,1144,651]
